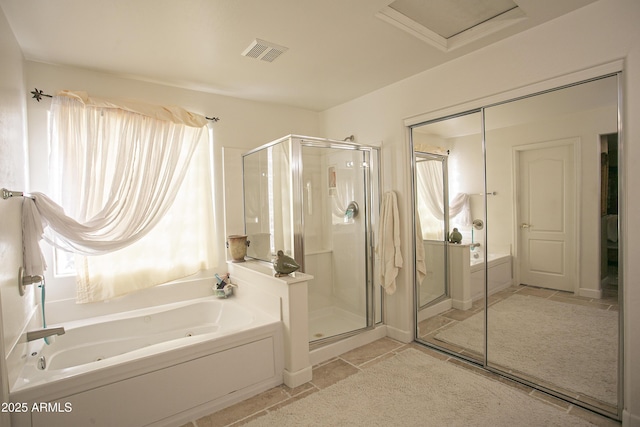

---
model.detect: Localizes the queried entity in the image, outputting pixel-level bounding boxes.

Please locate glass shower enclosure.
[242,135,381,345]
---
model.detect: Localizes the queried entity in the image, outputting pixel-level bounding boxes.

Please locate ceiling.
[0,0,598,111]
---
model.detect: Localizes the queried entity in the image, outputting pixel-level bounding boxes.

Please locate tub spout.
[27,327,65,342]
[470,243,481,250]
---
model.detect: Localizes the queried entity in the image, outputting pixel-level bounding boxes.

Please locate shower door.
[242,135,380,346]
[414,152,449,308]
[301,142,377,344]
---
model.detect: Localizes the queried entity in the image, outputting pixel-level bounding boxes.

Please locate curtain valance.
[56,90,208,128]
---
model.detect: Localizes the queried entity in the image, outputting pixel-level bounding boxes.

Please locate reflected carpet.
[435,294,618,406]
[245,348,596,426]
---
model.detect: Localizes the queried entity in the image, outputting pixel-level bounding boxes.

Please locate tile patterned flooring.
[181,336,620,427]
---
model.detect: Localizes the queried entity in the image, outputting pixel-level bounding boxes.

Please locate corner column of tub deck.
[227,261,313,388]
[448,244,472,310]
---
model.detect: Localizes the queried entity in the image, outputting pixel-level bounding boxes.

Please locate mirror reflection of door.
[412,74,621,418]
[515,140,576,292]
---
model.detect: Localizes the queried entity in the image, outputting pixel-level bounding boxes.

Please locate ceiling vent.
[241,39,289,63]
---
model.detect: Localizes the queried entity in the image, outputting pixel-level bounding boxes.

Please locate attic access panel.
[377,0,525,52]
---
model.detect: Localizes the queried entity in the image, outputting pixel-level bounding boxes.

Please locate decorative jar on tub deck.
[227,235,249,262]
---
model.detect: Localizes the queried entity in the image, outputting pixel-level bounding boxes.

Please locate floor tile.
[417,315,455,335]
[339,337,403,366]
[311,358,360,389]
[441,308,476,321]
[515,286,557,298]
[195,386,289,427]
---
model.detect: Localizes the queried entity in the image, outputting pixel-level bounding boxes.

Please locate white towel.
[376,191,403,295]
[22,197,47,277]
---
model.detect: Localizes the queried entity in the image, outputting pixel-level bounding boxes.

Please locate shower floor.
[309,306,366,342]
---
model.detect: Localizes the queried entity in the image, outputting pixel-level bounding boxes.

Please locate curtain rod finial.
[30,88,52,102]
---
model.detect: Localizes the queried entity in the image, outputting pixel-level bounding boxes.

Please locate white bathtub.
[10,295,284,427]
[470,253,513,301]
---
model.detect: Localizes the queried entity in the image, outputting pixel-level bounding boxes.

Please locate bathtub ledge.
[228,260,314,388]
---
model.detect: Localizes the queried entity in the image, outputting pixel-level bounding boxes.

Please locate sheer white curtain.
[268,141,298,256]
[416,159,470,240]
[23,91,216,302]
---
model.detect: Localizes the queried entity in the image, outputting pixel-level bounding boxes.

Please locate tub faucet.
[470,243,481,250]
[26,327,65,342]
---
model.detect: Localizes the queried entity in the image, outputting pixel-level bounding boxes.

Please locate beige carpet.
[245,349,596,426]
[435,295,618,406]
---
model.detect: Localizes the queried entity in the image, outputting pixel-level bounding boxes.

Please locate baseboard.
[385,324,413,343]
[623,409,640,427]
[451,298,472,311]
[283,365,313,388]
[578,287,603,299]
[418,298,452,322]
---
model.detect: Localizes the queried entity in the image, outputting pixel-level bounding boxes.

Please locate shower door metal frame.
[294,136,381,346]
[413,151,451,309]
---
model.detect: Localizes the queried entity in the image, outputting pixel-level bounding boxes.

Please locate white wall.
[0,6,32,425]
[320,0,640,423]
[24,61,320,302]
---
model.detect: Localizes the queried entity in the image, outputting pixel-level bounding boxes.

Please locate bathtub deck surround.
[448,245,513,309]
[469,253,512,301]
[8,275,285,427]
[449,244,473,311]
[227,260,313,388]
[418,244,513,322]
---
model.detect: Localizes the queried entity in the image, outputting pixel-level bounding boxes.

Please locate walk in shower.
[242,135,381,346]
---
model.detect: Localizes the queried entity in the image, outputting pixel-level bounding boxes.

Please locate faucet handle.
[345,201,359,219]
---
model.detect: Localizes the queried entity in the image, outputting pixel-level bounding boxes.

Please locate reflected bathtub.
[469,253,512,301]
[10,295,283,427]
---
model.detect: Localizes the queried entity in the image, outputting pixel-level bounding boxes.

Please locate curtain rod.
[30,88,220,122]
[1,188,34,200]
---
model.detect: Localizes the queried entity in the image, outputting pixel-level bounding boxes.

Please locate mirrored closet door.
[412,74,622,419]
[413,111,485,365]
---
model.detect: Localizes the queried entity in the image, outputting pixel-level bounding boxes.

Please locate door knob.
[521,223,532,229]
